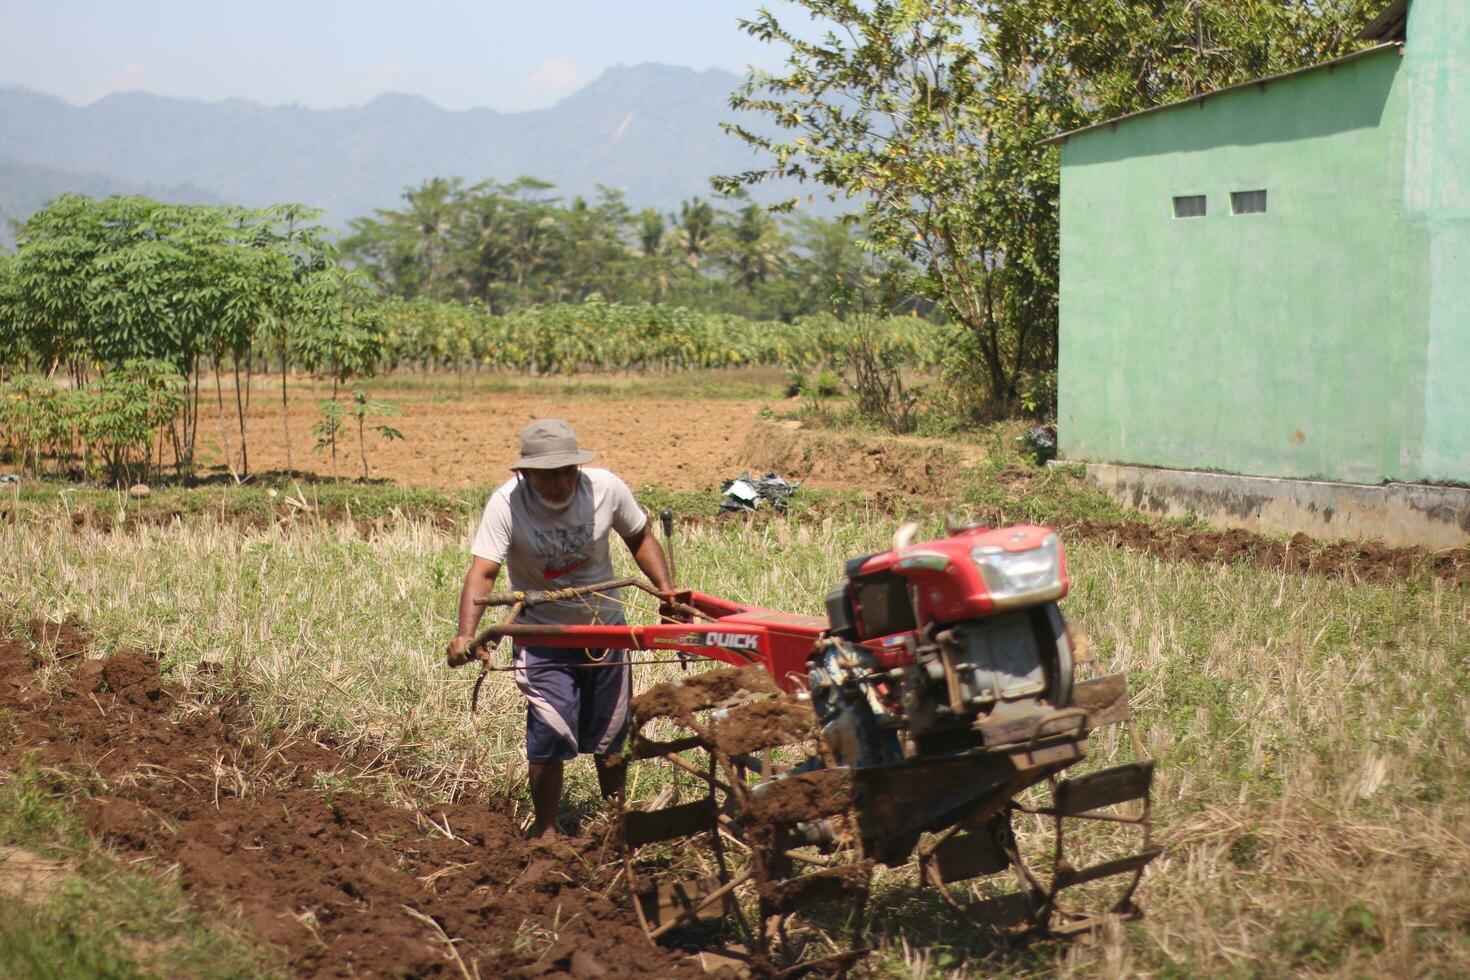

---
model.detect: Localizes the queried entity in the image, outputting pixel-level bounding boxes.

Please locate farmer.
[446,418,673,838]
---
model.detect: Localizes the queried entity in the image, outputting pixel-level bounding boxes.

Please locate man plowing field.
[447,419,674,838]
[449,425,1159,973]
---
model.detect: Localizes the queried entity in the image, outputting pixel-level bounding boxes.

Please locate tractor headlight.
[971,533,1064,608]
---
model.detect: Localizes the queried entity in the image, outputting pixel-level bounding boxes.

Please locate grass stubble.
[1,504,1466,978]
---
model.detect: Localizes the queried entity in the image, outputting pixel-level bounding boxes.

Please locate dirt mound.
[1,620,693,978]
[737,423,978,497]
[1070,520,1470,587]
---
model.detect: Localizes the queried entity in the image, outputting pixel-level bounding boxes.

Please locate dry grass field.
[3,484,1465,976]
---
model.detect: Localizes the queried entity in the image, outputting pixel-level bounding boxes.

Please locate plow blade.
[1054,761,1154,817]
[857,740,1081,848]
[760,861,873,913]
[1069,672,1131,728]
[1055,847,1163,891]
[924,828,1010,884]
[623,798,716,846]
[638,874,733,931]
[976,674,1130,747]
[968,891,1042,930]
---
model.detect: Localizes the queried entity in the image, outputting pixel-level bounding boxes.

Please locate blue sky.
[0,1,812,111]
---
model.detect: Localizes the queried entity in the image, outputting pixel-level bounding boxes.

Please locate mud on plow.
[468,519,1160,975]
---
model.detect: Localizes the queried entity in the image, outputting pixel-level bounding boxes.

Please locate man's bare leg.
[527,761,564,838]
[594,754,626,802]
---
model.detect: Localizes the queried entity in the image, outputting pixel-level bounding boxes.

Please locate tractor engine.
[810,523,1078,765]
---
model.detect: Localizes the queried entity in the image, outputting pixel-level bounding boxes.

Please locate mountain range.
[0,63,817,242]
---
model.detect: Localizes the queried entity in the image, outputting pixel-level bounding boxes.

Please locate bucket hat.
[513,418,597,469]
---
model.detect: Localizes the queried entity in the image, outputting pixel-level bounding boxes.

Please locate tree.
[344,177,465,301]
[259,204,331,473]
[2,195,390,479]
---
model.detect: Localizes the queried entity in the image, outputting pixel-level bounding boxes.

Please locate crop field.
[2,380,1467,978]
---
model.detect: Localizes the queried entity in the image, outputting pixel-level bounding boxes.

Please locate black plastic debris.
[1022,425,1058,463]
[719,472,801,514]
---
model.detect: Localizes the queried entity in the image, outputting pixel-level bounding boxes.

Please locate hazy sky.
[0,1,811,112]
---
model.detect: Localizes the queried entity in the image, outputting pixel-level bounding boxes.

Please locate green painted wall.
[1056,40,1461,484]
[1404,0,1470,481]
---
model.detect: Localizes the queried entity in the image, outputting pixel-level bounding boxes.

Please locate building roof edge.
[1040,42,1402,148]
[1359,0,1411,42]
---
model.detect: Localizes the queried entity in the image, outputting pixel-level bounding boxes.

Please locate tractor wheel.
[915,747,1160,937]
[617,665,871,976]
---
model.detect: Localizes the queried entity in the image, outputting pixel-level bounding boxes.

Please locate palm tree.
[636,208,664,257]
[387,177,463,300]
[718,200,788,292]
[672,198,716,270]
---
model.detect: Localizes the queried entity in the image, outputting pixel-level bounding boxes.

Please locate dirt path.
[1,620,693,979]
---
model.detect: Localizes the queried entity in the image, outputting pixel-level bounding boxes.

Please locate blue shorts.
[513,646,632,764]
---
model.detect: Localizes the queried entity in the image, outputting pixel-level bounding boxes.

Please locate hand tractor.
[466,518,1159,974]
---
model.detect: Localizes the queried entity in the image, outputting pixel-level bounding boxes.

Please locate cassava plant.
[311,399,344,482]
[348,391,404,480]
[0,375,69,475]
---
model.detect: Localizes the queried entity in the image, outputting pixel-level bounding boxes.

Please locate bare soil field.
[2,620,690,978]
[199,387,782,491]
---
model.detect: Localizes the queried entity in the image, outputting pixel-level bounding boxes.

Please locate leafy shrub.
[83,359,186,484]
[834,316,923,434]
[311,390,403,481]
[0,375,70,475]
[1020,369,1057,418]
[348,391,403,480]
[0,361,183,483]
[803,370,843,399]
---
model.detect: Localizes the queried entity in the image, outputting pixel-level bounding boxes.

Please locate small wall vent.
[1172,195,1207,218]
[1232,190,1268,214]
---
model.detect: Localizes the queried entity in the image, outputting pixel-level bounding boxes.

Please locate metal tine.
[629,733,706,759]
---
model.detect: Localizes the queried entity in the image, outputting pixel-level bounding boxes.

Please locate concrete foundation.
[1079,462,1470,550]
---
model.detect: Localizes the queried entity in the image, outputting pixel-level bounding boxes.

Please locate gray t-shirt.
[470,467,647,626]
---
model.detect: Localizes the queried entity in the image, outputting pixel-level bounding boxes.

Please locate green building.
[1045,0,1469,544]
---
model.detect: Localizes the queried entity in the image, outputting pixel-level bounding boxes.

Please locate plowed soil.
[1068,519,1470,587]
[2,620,693,979]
